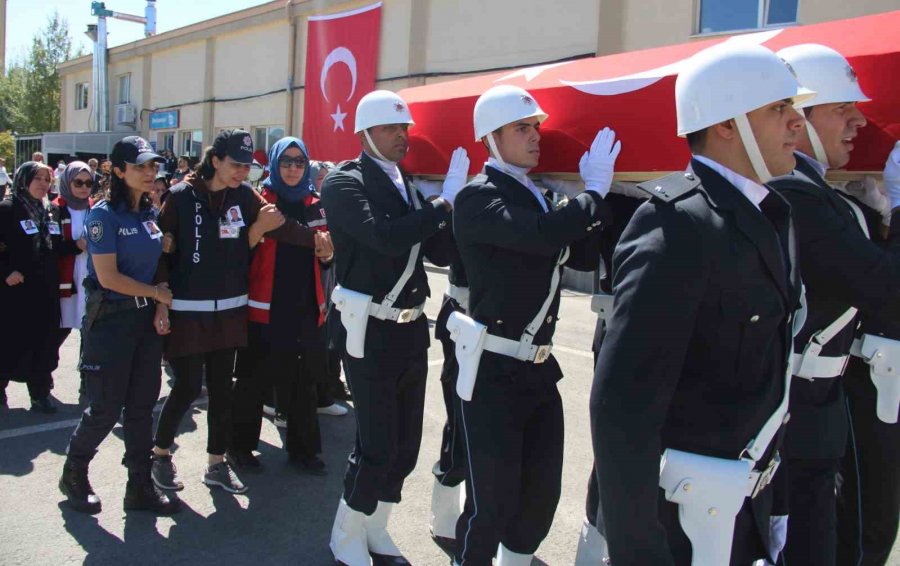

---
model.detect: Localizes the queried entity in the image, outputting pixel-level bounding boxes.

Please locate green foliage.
[0,131,14,166]
[2,11,75,134]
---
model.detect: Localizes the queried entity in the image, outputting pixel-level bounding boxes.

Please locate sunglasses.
[71,179,94,189]
[278,156,308,169]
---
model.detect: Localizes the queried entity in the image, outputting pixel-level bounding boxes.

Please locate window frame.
[252,125,286,154]
[694,0,798,36]
[75,82,89,110]
[117,73,132,105]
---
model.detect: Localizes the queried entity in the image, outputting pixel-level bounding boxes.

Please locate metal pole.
[97,16,108,131]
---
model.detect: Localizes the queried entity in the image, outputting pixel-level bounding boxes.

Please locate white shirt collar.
[365,151,408,204]
[692,154,771,210]
[796,151,828,178]
[486,158,549,213]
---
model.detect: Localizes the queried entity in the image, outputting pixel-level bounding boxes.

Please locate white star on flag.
[331,104,348,131]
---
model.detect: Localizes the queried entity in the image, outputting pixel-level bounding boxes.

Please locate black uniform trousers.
[67,306,162,472]
[231,323,322,458]
[454,360,564,565]
[341,345,427,516]
[782,457,840,566]
[434,297,468,487]
[154,347,236,456]
[836,357,900,566]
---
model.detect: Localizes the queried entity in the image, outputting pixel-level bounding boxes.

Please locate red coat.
[248,189,327,325]
[52,196,93,298]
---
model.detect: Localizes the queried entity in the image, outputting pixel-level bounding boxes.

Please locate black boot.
[124,470,180,515]
[59,461,102,514]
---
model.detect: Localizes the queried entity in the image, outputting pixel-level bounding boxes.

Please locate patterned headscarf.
[59,161,92,210]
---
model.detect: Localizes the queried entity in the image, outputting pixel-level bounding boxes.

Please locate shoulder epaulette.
[336,159,361,172]
[636,171,701,202]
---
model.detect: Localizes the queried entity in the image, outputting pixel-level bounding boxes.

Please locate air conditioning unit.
[115,104,137,125]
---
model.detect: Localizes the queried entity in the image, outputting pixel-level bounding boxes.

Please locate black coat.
[591,159,801,565]
[769,155,900,459]
[321,152,454,354]
[452,165,610,382]
[0,197,65,380]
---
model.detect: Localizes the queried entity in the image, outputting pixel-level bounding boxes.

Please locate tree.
[0,64,28,132]
[21,12,74,133]
[0,131,14,168]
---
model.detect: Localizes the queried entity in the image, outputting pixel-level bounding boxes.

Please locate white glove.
[413,178,443,199]
[884,141,900,209]
[540,176,584,198]
[440,147,470,205]
[579,127,622,198]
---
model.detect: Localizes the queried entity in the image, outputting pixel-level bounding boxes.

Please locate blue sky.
[4,0,271,68]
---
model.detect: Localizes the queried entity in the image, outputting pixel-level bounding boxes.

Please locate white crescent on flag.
[561,29,785,96]
[320,46,359,131]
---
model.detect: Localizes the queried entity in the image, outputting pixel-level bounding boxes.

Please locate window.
[253,125,285,153]
[180,131,203,157]
[75,83,89,110]
[158,132,175,152]
[697,0,797,35]
[117,73,131,105]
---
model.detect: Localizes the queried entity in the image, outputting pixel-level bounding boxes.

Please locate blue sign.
[149,110,179,130]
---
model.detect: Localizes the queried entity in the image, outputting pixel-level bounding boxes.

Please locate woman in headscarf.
[0,162,65,412]
[230,136,336,475]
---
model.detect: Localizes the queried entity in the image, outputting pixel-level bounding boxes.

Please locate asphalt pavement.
[0,268,897,565]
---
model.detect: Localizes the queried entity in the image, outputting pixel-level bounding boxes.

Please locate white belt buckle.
[134,296,149,308]
[396,308,415,324]
[749,452,780,499]
[533,344,552,364]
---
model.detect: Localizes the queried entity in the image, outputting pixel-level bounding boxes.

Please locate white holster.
[332,285,372,359]
[447,311,487,401]
[852,334,900,424]
[591,292,614,321]
[659,449,754,566]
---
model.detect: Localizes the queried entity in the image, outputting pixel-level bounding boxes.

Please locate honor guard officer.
[324,90,460,566]
[591,43,808,566]
[60,137,178,515]
[449,84,618,566]
[769,45,900,566]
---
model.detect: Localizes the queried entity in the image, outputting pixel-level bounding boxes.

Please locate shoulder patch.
[88,220,104,243]
[636,172,701,202]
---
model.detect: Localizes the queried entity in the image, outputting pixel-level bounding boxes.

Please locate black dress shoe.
[431,533,456,554]
[370,553,411,566]
[289,454,327,476]
[59,462,102,514]
[227,450,263,474]
[31,397,58,414]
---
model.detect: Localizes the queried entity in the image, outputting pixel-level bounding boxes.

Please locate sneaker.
[30,397,58,414]
[273,412,287,428]
[226,449,263,474]
[203,461,248,494]
[289,454,327,476]
[317,403,348,416]
[262,404,276,417]
[124,478,180,515]
[151,454,184,491]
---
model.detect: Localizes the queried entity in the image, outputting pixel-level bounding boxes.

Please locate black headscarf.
[12,161,54,250]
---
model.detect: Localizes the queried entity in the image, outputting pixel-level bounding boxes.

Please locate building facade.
[57,0,897,158]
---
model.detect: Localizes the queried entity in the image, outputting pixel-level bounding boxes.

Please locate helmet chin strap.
[804,121,831,169]
[734,113,773,184]
[485,133,509,171]
[363,130,392,164]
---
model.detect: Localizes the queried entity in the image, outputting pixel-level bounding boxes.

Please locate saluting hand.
[579,127,622,198]
[883,141,900,209]
[315,231,334,259]
[440,147,470,205]
[255,203,285,232]
[5,271,24,286]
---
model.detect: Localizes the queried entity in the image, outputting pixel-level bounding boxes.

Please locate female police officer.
[59,136,178,515]
[150,129,285,495]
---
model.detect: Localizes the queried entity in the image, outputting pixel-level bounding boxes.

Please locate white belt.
[445,284,470,311]
[483,333,552,364]
[746,452,781,499]
[170,294,249,312]
[791,352,849,380]
[367,301,426,323]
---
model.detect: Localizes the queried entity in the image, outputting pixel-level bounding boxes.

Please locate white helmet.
[777,44,869,167]
[354,90,415,134]
[473,85,548,142]
[676,43,815,182]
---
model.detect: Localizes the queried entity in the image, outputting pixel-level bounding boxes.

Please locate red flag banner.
[303,2,382,162]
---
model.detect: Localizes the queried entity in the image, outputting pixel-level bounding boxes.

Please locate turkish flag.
[303,2,382,162]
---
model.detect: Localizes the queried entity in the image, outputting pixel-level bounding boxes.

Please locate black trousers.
[782,457,839,566]
[66,307,162,472]
[836,358,900,566]
[341,347,427,515]
[232,324,322,458]
[154,347,236,456]
[434,329,467,487]
[454,370,564,565]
